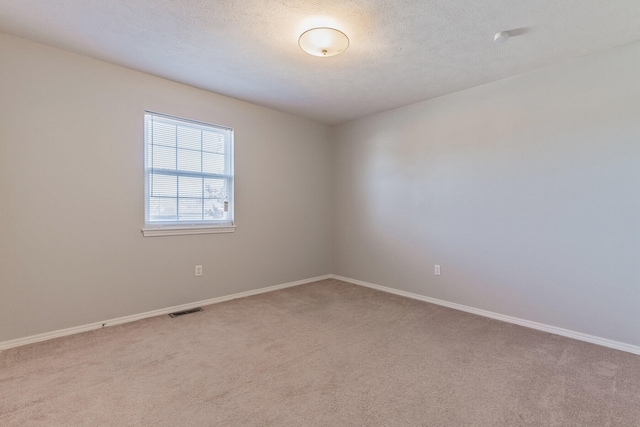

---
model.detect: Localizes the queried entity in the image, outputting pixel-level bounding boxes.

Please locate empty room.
[1,0,639,425]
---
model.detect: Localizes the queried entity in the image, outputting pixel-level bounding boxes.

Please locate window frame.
[141,111,235,237]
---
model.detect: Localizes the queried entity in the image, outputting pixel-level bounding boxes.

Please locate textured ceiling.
[1,0,639,124]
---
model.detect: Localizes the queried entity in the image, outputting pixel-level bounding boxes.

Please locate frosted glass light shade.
[298,27,349,57]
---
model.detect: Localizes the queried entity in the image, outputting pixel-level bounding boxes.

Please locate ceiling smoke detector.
[494,31,510,43]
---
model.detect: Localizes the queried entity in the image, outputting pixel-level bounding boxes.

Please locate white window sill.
[141,225,236,237]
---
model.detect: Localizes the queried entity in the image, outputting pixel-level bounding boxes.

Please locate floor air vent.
[169,307,203,318]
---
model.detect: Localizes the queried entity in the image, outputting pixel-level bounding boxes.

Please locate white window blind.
[144,112,234,232]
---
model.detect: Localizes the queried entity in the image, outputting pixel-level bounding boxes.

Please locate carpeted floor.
[1,279,639,426]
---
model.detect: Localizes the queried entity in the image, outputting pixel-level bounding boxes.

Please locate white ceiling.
[1,0,639,124]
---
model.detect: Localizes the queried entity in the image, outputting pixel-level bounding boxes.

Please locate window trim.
[141,224,236,237]
[142,111,235,237]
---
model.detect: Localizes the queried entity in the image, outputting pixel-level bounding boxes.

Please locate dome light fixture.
[298,27,349,57]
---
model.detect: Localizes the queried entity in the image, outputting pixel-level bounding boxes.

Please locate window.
[142,112,234,237]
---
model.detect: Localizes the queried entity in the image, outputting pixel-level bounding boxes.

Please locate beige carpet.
[1,279,639,426]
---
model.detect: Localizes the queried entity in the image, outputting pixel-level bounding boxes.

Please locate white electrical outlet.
[195,265,203,276]
[434,265,441,276]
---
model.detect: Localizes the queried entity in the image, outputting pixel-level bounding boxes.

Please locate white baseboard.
[0,275,331,351]
[3,274,638,356]
[331,275,640,355]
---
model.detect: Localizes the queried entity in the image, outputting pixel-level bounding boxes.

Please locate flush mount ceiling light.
[298,27,349,57]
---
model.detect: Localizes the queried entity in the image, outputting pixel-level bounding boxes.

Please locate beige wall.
[0,33,333,342]
[332,41,640,346]
[2,31,639,349]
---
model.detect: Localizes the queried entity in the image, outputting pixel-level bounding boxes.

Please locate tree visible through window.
[144,112,234,229]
